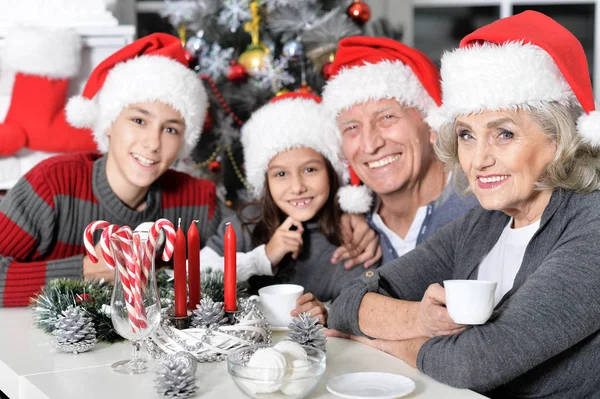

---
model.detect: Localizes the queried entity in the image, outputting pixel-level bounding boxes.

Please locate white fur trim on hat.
[337,185,373,214]
[66,55,207,159]
[241,97,345,198]
[3,26,81,78]
[577,110,600,147]
[322,60,438,119]
[437,42,574,125]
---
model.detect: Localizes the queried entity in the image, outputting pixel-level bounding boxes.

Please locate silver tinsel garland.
[287,312,327,352]
[53,306,97,354]
[155,352,199,399]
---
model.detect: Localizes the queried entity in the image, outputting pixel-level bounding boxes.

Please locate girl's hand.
[82,241,115,283]
[291,293,328,325]
[265,216,304,266]
[333,213,382,269]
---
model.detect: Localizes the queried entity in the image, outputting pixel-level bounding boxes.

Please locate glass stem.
[131,340,142,362]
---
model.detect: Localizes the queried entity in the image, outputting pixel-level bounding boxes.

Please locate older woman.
[327,10,600,399]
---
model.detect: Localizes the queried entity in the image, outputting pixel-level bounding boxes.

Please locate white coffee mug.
[444,280,497,325]
[255,284,304,327]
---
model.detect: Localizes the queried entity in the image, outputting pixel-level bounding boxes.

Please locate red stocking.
[0,26,96,155]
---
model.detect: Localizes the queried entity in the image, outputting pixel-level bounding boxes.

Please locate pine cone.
[155,353,198,399]
[191,297,227,328]
[287,312,327,352]
[53,306,97,354]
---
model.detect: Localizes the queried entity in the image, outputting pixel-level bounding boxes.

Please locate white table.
[0,308,485,399]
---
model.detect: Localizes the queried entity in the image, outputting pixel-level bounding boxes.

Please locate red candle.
[187,220,201,310]
[224,223,237,312]
[173,219,187,317]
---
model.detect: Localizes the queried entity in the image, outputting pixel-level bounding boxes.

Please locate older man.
[323,36,478,265]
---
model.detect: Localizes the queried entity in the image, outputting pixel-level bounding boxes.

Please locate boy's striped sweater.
[0,153,221,307]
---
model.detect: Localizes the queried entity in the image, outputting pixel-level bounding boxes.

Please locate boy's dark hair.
[239,157,342,248]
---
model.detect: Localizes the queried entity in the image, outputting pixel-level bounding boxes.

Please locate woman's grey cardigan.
[329,189,600,399]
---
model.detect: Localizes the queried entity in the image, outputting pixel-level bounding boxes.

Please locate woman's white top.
[477,218,541,305]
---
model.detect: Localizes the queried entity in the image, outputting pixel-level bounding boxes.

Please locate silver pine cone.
[155,352,198,398]
[53,306,96,354]
[191,297,227,328]
[287,312,327,352]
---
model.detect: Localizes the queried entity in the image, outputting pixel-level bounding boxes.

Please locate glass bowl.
[227,345,326,399]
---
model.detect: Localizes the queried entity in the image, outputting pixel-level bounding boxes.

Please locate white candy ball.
[273,341,308,364]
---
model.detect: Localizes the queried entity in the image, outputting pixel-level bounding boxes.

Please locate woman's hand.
[417,283,465,337]
[265,216,304,266]
[333,213,382,269]
[291,292,328,325]
[82,241,115,283]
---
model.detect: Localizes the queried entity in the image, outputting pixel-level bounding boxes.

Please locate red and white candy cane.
[83,221,119,267]
[112,227,147,331]
[147,219,176,262]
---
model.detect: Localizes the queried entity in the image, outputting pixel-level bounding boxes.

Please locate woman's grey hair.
[434,100,600,194]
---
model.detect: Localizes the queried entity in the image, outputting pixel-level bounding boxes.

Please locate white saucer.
[327,372,416,399]
[269,325,291,332]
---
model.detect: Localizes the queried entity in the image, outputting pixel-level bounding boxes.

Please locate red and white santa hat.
[241,92,372,213]
[322,36,443,127]
[66,33,208,159]
[428,10,600,146]
[321,36,441,211]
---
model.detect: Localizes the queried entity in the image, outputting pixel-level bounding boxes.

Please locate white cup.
[444,280,497,325]
[256,284,304,327]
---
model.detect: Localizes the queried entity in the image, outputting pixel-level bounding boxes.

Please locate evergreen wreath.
[31,268,248,343]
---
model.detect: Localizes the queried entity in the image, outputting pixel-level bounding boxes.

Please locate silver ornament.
[53,306,97,354]
[185,35,208,58]
[282,39,304,58]
[287,312,326,352]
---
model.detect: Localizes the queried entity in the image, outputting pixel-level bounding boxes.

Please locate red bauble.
[296,82,314,94]
[322,62,334,80]
[76,293,93,304]
[203,110,214,132]
[208,160,222,174]
[347,0,371,26]
[183,48,195,63]
[227,61,247,83]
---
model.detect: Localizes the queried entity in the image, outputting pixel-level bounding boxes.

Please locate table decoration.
[53,306,97,354]
[287,312,327,352]
[147,296,271,363]
[155,351,199,399]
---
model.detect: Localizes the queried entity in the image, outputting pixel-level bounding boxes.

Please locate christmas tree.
[159,0,401,207]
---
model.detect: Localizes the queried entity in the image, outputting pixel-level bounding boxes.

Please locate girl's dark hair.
[239,157,343,247]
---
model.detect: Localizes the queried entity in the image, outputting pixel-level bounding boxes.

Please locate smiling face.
[266,147,330,222]
[337,98,436,196]
[456,109,557,221]
[105,101,184,197]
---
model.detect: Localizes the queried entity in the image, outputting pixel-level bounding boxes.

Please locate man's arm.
[328,217,462,339]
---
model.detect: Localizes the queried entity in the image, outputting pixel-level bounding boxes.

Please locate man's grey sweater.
[329,189,600,398]
[206,210,371,302]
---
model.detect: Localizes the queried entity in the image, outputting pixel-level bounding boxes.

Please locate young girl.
[201,93,377,325]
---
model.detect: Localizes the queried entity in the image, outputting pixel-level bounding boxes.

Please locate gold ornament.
[238,0,267,75]
[238,46,266,73]
[276,88,290,96]
[178,24,187,46]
